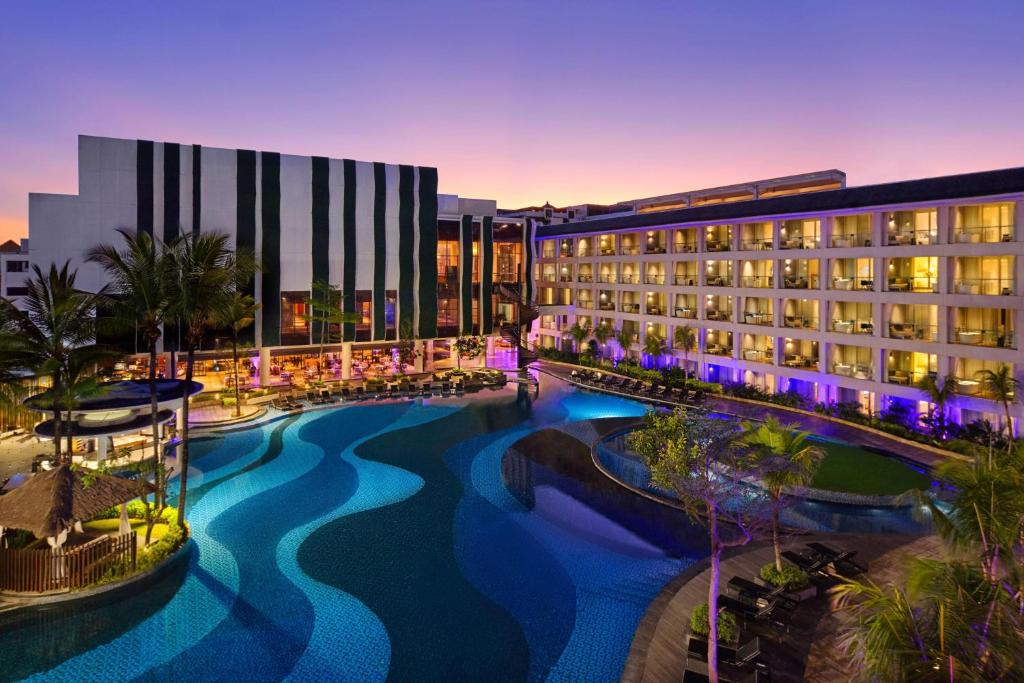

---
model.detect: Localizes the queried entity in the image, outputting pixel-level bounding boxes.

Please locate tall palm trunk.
[771,505,782,572]
[148,339,163,510]
[1002,399,1013,452]
[64,406,74,463]
[231,335,241,417]
[51,384,62,462]
[175,347,195,529]
[707,506,722,683]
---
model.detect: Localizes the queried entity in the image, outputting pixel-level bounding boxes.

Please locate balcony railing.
[742,348,774,364]
[645,245,667,255]
[832,319,874,335]
[740,238,772,251]
[674,307,697,319]
[780,236,819,249]
[831,363,873,380]
[887,229,936,246]
[742,312,773,326]
[576,248,592,258]
[831,276,874,291]
[597,274,617,284]
[620,245,641,256]
[705,240,730,252]
[705,309,732,321]
[558,276,573,283]
[674,274,697,286]
[954,225,1014,244]
[620,274,641,285]
[953,327,1014,348]
[782,354,817,369]
[953,278,1014,296]
[783,316,817,329]
[598,247,617,256]
[782,275,817,289]
[740,275,773,288]
[541,250,556,259]
[540,274,557,283]
[621,303,641,314]
[887,369,934,386]
[705,344,733,357]
[645,274,666,285]
[887,276,937,293]
[706,275,732,287]
[673,241,697,253]
[831,234,872,248]
[577,274,594,283]
[598,302,616,311]
[645,305,666,316]
[577,300,594,309]
[888,322,936,341]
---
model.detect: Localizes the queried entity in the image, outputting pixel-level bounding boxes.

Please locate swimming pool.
[0,373,934,681]
[1,375,702,682]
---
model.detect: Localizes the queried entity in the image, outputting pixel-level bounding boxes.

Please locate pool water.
[1,375,702,682]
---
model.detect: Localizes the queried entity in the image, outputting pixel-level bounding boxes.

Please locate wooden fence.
[0,531,137,594]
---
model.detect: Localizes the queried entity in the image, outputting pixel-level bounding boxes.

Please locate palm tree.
[674,325,697,383]
[212,292,259,417]
[87,229,173,500]
[303,280,355,382]
[974,364,1017,448]
[592,322,612,361]
[742,417,825,571]
[916,373,959,439]
[166,232,253,528]
[642,333,666,368]
[567,321,590,354]
[0,263,108,462]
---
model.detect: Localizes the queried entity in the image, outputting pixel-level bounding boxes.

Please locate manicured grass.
[84,518,169,542]
[809,441,931,496]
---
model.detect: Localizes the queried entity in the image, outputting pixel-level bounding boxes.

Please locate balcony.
[953,328,1014,348]
[740,275,773,288]
[621,302,641,314]
[674,307,697,319]
[620,273,641,285]
[674,274,697,286]
[886,369,934,386]
[705,309,732,322]
[783,315,817,329]
[673,240,697,253]
[645,274,666,285]
[539,273,557,283]
[620,245,641,256]
[782,275,816,290]
[598,246,617,256]
[597,301,616,312]
[831,363,873,380]
[740,238,773,251]
[888,322,936,342]
[576,300,594,310]
[832,319,874,335]
[954,225,1014,244]
[887,276,937,293]
[741,311,773,326]
[706,344,732,357]
[597,274,617,284]
[780,235,819,250]
[742,348,775,364]
[953,278,1014,296]
[706,274,732,287]
[577,274,594,283]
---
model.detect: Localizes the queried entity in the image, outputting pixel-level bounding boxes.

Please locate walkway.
[621,532,926,683]
[537,361,953,469]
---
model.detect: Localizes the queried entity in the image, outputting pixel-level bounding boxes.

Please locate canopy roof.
[24,379,202,413]
[0,465,142,537]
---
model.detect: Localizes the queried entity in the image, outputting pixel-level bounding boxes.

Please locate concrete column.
[937,205,952,244]
[341,342,352,380]
[871,211,883,248]
[97,435,109,462]
[486,335,494,363]
[821,216,833,249]
[168,351,178,379]
[425,340,434,371]
[259,346,271,387]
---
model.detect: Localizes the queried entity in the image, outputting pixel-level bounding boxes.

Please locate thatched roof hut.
[0,465,142,538]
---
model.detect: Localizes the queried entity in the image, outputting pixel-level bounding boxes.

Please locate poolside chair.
[781,550,837,584]
[319,388,338,403]
[806,542,868,577]
[718,594,791,631]
[306,391,325,405]
[728,577,795,610]
[688,635,766,668]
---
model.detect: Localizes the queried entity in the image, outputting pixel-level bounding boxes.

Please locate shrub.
[689,602,738,642]
[221,397,237,407]
[760,562,809,591]
[137,516,187,572]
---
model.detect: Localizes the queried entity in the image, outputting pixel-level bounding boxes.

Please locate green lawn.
[83,518,169,543]
[809,441,932,496]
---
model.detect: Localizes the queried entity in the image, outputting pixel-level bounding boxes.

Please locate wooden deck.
[621,532,927,683]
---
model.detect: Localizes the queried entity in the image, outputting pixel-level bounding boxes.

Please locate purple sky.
[2,1,1023,242]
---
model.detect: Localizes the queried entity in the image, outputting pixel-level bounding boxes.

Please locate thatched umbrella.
[0,465,143,549]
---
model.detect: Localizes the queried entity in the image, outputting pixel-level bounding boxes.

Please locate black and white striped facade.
[29,135,528,354]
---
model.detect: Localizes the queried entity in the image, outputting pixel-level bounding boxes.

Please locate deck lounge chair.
[341,387,352,400]
[728,576,794,608]
[806,542,868,576]
[688,635,766,669]
[306,391,325,405]
[718,594,791,631]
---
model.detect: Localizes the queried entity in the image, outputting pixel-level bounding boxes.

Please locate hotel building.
[27,136,534,385]
[528,167,1024,429]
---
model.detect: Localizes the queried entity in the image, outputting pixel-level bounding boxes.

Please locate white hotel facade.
[528,168,1024,429]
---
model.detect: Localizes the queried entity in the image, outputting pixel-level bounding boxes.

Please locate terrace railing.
[0,531,137,594]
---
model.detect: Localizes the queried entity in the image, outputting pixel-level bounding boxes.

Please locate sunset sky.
[2,1,1023,243]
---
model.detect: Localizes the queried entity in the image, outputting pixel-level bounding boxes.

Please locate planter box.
[244,394,276,407]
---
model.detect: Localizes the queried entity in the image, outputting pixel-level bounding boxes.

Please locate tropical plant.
[452,335,485,371]
[591,322,614,360]
[642,333,666,365]
[396,322,420,374]
[627,407,762,683]
[974,364,1017,449]
[0,263,109,463]
[166,232,254,528]
[916,373,959,439]
[674,325,697,382]
[87,228,173,498]
[303,280,356,381]
[741,416,825,571]
[212,292,259,417]
[567,321,590,353]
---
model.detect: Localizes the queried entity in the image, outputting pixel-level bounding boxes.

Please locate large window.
[437,240,459,284]
[280,291,310,346]
[494,242,521,283]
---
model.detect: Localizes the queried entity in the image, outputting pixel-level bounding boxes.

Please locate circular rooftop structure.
[24,379,203,414]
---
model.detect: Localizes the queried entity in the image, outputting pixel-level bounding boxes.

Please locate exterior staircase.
[496,283,540,368]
